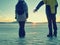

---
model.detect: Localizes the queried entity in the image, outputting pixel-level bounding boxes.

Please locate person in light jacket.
[15,0,28,38]
[34,0,58,37]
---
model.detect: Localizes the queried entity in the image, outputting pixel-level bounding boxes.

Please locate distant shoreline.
[0,22,60,24]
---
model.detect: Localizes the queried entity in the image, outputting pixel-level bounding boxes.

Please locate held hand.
[33,9,37,13]
[15,17,17,19]
[26,13,28,19]
[26,15,28,19]
[15,13,17,19]
[26,17,28,19]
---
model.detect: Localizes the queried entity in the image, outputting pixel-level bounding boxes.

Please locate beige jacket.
[43,0,57,14]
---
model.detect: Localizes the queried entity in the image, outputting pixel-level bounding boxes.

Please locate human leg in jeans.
[19,21,25,38]
[46,5,53,37]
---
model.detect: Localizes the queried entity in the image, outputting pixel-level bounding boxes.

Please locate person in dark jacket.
[34,0,58,37]
[15,0,28,38]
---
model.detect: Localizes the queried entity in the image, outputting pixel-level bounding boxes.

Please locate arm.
[15,5,18,19]
[34,1,44,12]
[15,9,17,19]
[26,12,28,19]
[26,6,28,19]
[25,2,28,19]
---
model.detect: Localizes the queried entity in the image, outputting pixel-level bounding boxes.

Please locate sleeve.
[26,4,28,19]
[34,1,44,11]
[15,6,17,19]
[24,3,28,19]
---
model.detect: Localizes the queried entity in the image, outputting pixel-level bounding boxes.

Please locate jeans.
[46,5,57,36]
[19,21,25,37]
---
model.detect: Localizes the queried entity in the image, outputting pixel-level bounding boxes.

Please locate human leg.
[46,5,53,37]
[47,17,53,37]
[52,15,57,37]
[52,6,57,37]
[19,21,25,38]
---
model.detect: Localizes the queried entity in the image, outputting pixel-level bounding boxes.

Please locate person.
[34,0,58,37]
[15,0,28,38]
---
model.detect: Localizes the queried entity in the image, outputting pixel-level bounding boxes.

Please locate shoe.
[54,34,57,37]
[54,30,57,37]
[47,34,53,37]
[19,34,25,38]
[19,30,25,38]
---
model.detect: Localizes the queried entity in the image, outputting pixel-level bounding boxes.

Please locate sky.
[0,0,60,22]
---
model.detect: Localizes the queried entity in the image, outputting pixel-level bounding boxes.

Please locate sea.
[0,23,60,45]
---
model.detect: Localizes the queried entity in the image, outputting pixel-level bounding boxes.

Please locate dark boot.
[54,30,57,37]
[19,29,25,38]
[47,34,53,37]
[47,30,53,37]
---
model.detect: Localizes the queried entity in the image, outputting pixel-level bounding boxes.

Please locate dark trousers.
[19,21,25,37]
[46,5,57,36]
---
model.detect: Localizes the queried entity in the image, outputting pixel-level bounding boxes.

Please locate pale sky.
[0,0,60,22]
